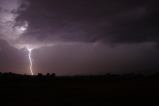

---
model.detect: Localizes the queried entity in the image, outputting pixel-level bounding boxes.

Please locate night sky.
[0,0,159,75]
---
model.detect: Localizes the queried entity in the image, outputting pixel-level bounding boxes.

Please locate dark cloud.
[17,0,159,44]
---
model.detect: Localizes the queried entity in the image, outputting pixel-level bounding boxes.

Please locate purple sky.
[0,0,159,75]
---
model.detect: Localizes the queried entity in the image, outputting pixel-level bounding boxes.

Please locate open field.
[0,73,159,105]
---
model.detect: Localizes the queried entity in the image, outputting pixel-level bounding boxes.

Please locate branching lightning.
[28,48,34,75]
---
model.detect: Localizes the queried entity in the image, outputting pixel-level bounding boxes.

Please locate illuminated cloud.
[0,0,29,48]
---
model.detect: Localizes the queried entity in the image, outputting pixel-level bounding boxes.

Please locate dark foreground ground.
[0,73,159,106]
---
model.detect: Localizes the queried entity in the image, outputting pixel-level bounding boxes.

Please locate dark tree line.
[0,72,159,81]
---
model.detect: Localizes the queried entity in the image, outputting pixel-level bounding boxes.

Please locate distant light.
[15,21,28,35]
[19,26,27,31]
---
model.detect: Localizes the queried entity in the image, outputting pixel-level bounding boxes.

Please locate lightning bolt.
[28,48,34,75]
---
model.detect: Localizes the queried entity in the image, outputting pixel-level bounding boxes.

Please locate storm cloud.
[0,0,29,39]
[17,0,159,44]
[0,0,159,75]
